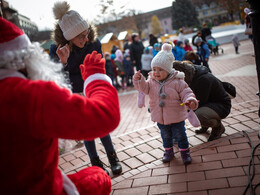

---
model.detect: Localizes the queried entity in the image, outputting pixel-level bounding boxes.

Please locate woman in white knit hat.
[50,1,122,176]
[133,43,198,165]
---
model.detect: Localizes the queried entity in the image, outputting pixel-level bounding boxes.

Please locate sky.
[7,0,174,30]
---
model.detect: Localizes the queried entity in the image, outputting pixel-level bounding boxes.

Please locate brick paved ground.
[59,39,260,194]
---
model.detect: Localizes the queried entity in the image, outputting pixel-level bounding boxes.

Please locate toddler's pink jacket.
[134,71,198,125]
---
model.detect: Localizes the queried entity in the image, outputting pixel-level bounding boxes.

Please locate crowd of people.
[1,1,251,194]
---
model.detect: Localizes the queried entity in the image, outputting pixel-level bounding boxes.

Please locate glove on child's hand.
[80,51,106,81]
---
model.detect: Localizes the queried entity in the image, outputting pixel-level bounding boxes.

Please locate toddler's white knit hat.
[151,43,174,73]
[53,1,89,41]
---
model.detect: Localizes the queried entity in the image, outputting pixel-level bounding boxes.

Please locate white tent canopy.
[100,33,114,44]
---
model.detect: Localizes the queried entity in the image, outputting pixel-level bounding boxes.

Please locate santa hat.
[151,43,174,73]
[0,17,31,56]
[53,1,89,41]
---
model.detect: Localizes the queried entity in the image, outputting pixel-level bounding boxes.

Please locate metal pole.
[246,0,260,117]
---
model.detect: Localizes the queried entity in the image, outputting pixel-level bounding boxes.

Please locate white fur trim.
[0,34,31,56]
[0,69,26,80]
[62,171,79,195]
[83,73,112,96]
[175,71,185,79]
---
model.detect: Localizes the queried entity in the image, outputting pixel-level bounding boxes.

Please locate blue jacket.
[197,42,210,61]
[175,46,186,61]
[49,40,102,93]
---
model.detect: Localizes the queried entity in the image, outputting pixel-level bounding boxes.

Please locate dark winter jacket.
[123,57,134,76]
[149,35,158,47]
[105,59,114,78]
[201,27,212,41]
[190,65,231,118]
[49,40,102,93]
[130,40,144,69]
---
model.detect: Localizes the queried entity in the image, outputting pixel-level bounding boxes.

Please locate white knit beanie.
[53,1,89,41]
[151,43,174,73]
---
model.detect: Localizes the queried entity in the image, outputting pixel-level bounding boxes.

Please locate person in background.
[194,36,211,72]
[123,49,134,86]
[115,49,127,89]
[184,39,193,51]
[111,45,118,55]
[172,39,178,59]
[105,52,115,85]
[133,43,198,165]
[184,51,202,65]
[244,8,253,42]
[149,34,158,47]
[0,17,120,194]
[232,34,240,54]
[50,1,122,176]
[175,41,186,61]
[130,33,144,71]
[178,28,185,43]
[153,43,160,57]
[110,53,120,90]
[124,38,131,51]
[141,47,153,80]
[192,30,202,47]
[173,61,231,142]
[201,22,212,41]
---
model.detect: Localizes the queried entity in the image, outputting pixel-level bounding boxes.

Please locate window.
[202,4,208,10]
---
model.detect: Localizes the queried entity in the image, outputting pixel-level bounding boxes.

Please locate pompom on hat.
[151,43,175,73]
[0,17,31,56]
[53,1,89,41]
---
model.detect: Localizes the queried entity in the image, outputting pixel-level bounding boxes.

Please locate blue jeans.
[157,121,189,150]
[84,134,114,160]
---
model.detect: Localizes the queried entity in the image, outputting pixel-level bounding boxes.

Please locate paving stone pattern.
[59,40,260,194]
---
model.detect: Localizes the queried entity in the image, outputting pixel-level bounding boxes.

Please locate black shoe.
[208,123,225,141]
[195,127,208,134]
[91,157,109,175]
[107,151,122,175]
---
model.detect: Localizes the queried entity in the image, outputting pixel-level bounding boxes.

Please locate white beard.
[0,42,71,90]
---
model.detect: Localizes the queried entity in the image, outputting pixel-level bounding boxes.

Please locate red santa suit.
[0,18,120,195]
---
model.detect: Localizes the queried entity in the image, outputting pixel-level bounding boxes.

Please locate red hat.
[173,39,178,46]
[0,17,31,56]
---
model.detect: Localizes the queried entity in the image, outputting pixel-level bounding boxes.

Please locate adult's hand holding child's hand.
[80,51,106,81]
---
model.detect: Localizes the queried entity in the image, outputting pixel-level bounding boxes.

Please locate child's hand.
[133,70,142,81]
[186,100,198,110]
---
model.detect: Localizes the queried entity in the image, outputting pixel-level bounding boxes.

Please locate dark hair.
[173,61,195,85]
[184,51,201,65]
[131,33,138,41]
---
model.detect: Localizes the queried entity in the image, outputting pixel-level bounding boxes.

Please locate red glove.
[80,51,106,81]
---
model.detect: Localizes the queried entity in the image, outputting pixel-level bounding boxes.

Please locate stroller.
[206,35,224,55]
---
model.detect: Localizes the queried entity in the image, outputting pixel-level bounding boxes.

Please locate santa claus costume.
[0,17,120,195]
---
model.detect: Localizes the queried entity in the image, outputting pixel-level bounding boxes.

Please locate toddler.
[114,49,126,89]
[133,43,198,164]
[232,34,240,54]
[184,39,193,51]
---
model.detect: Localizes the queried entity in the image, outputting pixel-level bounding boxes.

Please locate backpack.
[222,82,236,99]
